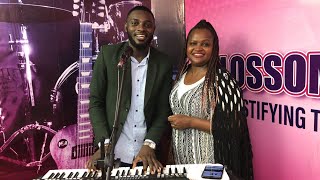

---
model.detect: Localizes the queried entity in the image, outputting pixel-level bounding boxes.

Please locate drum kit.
[0,1,73,173]
[0,0,156,174]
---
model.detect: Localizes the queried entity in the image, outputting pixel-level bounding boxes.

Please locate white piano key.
[162,165,169,175]
[131,165,143,176]
[119,167,130,177]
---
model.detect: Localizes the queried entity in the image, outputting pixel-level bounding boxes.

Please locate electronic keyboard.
[38,164,229,180]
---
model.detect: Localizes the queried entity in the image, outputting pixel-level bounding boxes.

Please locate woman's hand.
[168,114,192,130]
[168,114,211,133]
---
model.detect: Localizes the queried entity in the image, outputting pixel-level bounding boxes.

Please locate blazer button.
[125,108,129,112]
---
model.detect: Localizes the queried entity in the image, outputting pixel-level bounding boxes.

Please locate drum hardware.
[9,24,35,107]
[0,122,57,168]
[92,23,100,56]
[93,1,142,43]
[0,107,4,132]
[13,23,37,163]
[50,61,78,115]
[37,121,53,173]
[0,1,73,171]
[0,2,74,23]
[2,23,35,106]
[0,22,38,163]
[92,1,158,46]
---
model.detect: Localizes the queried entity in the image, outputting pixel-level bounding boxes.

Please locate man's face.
[125,10,155,50]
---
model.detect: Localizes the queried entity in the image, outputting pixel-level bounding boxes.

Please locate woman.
[168,20,254,179]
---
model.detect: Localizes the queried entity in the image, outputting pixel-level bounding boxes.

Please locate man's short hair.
[126,5,155,20]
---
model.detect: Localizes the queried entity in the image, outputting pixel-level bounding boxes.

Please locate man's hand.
[85,144,110,170]
[132,145,163,174]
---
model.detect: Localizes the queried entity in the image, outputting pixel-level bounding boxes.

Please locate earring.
[185,58,191,66]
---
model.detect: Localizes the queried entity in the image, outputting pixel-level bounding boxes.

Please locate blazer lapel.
[114,42,132,117]
[122,59,132,105]
[144,50,157,106]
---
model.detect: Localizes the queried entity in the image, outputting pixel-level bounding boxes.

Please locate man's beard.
[127,34,153,50]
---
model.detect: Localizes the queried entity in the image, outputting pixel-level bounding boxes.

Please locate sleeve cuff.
[98,139,110,147]
[144,139,156,149]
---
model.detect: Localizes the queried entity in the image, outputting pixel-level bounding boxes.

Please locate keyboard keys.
[40,164,223,180]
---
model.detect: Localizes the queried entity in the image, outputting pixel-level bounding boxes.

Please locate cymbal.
[0,3,74,23]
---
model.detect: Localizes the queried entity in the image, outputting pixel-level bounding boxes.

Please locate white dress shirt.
[114,50,150,163]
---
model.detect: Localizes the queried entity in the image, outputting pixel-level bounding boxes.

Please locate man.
[86,6,173,173]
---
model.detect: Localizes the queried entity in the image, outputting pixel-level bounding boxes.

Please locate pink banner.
[186,0,320,179]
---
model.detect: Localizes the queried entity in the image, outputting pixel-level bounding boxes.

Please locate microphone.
[117,46,133,68]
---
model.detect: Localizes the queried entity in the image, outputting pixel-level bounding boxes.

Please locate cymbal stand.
[93,24,100,60]
[37,121,52,173]
[10,23,36,162]
[16,24,35,107]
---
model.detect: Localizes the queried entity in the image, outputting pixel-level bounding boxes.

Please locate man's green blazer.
[89,42,173,146]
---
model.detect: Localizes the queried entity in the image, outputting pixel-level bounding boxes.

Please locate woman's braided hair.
[176,19,220,111]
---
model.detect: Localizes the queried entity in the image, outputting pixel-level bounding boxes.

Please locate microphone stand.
[104,57,128,180]
[95,138,106,180]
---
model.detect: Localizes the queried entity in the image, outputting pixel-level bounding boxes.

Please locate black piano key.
[82,171,88,178]
[169,167,172,175]
[135,169,139,175]
[175,167,178,174]
[116,170,120,176]
[121,169,126,176]
[67,172,73,178]
[87,171,93,178]
[183,167,187,174]
[59,172,66,179]
[48,173,55,179]
[73,172,79,178]
[92,171,98,177]
[53,172,60,179]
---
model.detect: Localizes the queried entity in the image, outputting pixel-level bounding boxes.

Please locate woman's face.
[186,28,214,67]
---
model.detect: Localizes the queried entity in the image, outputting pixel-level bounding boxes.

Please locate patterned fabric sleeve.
[213,68,254,180]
